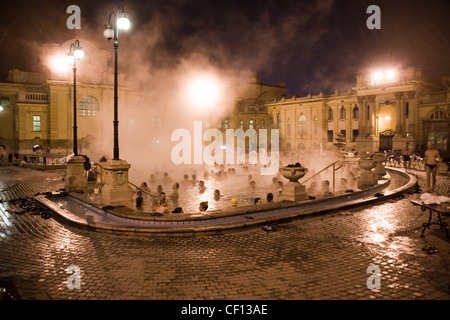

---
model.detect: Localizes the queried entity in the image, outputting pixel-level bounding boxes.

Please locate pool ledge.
[35,168,417,236]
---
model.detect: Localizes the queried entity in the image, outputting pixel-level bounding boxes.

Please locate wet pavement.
[0,165,449,300]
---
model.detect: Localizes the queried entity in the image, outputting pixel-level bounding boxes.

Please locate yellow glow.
[385,116,391,121]
[371,68,397,84]
[48,54,70,74]
[188,75,222,109]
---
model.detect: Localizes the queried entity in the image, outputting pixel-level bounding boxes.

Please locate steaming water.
[127,157,357,214]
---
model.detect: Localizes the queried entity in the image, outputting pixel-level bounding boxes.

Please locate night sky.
[0,0,449,96]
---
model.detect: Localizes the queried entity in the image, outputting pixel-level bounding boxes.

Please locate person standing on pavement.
[424,142,442,193]
[402,142,412,172]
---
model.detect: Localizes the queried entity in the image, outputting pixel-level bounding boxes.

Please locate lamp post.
[67,40,84,156]
[100,6,133,208]
[104,5,130,160]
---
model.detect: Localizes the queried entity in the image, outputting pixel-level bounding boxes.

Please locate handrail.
[128,181,155,198]
[301,160,343,193]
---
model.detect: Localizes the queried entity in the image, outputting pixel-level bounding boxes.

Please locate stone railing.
[16,92,49,104]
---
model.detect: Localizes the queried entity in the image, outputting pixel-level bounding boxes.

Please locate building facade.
[266,68,450,158]
[0,39,448,164]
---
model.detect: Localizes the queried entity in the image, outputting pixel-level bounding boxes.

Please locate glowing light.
[188,75,222,109]
[0,106,3,112]
[48,54,70,74]
[385,116,391,121]
[371,68,397,85]
[117,13,131,30]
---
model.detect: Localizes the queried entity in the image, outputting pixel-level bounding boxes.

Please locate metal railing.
[301,160,343,193]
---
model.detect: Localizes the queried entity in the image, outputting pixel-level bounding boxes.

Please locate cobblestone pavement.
[0,166,449,301]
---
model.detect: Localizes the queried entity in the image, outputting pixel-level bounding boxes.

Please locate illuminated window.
[79,96,99,117]
[224,119,229,129]
[249,120,254,129]
[33,115,41,132]
[240,120,244,130]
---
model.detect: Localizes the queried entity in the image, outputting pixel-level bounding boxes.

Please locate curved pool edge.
[35,168,417,236]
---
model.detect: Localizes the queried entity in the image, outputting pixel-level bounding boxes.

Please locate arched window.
[429,110,447,120]
[297,113,306,135]
[327,107,333,120]
[277,113,282,129]
[340,106,346,120]
[79,96,99,117]
[297,143,305,151]
[352,105,359,119]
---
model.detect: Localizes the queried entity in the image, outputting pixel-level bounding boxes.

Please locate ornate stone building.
[266,68,449,158]
[0,39,448,164]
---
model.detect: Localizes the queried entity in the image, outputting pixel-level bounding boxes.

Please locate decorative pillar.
[65,155,88,193]
[100,159,133,208]
[394,92,403,135]
[368,95,376,136]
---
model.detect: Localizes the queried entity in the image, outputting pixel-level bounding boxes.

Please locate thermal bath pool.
[35,165,417,235]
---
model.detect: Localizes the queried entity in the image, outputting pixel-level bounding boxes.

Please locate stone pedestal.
[100,159,133,208]
[65,155,88,193]
[278,182,309,202]
[373,152,387,179]
[357,158,377,189]
[278,165,309,202]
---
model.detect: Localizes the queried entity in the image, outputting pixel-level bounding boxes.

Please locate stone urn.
[357,157,377,189]
[278,163,309,202]
[372,152,387,178]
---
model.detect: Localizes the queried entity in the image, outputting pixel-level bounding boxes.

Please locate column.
[394,92,403,135]
[368,95,376,136]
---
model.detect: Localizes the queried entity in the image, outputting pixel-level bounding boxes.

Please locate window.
[298,113,306,135]
[340,106,346,120]
[218,120,222,129]
[429,110,446,121]
[405,102,409,118]
[79,96,99,117]
[249,120,254,129]
[287,123,291,135]
[352,106,359,119]
[1,97,10,108]
[260,119,265,129]
[327,130,333,142]
[277,113,282,129]
[352,129,359,142]
[327,108,333,120]
[224,119,229,129]
[152,117,162,128]
[239,120,244,130]
[340,130,346,139]
[298,123,306,135]
[270,114,274,129]
[33,115,41,132]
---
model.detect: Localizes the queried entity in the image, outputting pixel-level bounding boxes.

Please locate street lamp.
[67,39,84,155]
[104,5,130,160]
